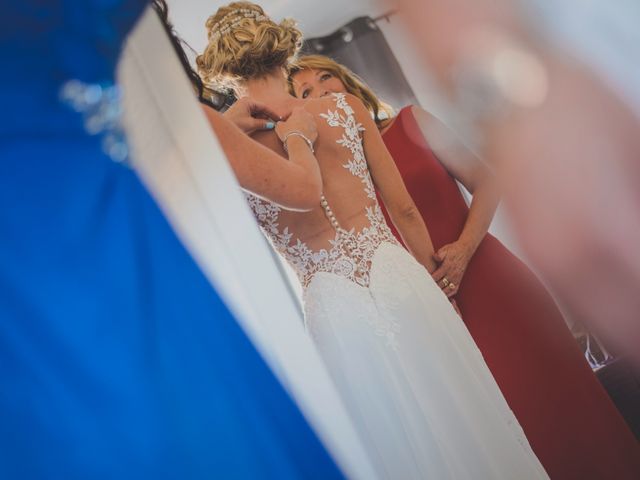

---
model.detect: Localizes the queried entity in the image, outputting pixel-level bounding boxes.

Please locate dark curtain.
[303,16,417,111]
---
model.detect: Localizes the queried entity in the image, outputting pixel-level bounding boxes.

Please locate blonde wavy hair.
[196,1,302,96]
[288,55,395,128]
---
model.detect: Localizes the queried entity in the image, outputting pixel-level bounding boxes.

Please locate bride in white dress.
[197,3,549,478]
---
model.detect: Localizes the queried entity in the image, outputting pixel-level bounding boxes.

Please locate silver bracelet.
[282,130,315,154]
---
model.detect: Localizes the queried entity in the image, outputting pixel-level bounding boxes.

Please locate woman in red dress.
[289,55,640,479]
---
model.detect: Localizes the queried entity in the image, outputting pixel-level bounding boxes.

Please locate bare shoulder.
[298,95,336,116]
[302,93,368,117]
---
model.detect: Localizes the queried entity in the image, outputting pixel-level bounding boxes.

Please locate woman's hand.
[275,106,318,146]
[431,240,473,297]
[223,97,281,134]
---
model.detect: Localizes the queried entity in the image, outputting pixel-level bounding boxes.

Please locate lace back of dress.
[245,93,399,289]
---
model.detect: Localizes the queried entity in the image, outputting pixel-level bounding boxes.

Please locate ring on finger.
[441,277,450,287]
[448,283,456,290]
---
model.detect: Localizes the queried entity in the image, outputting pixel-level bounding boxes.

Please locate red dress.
[381,106,640,479]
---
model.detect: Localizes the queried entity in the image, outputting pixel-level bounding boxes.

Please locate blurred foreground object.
[0,2,345,478]
[392,0,640,369]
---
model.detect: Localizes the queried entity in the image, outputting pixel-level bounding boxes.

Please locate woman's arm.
[347,95,438,273]
[412,107,500,296]
[202,104,322,211]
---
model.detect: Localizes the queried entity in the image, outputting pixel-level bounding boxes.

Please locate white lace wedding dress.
[246,94,548,479]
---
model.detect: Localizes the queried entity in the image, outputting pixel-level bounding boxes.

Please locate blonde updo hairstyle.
[288,55,395,128]
[196,2,303,96]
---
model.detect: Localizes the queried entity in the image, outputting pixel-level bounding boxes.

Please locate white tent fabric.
[117,8,378,480]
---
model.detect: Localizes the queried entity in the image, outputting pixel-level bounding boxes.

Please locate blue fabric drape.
[0,2,343,478]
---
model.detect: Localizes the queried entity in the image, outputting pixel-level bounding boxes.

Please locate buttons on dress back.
[321,195,348,236]
[320,194,343,232]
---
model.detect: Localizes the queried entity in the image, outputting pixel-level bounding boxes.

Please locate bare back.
[247,93,399,288]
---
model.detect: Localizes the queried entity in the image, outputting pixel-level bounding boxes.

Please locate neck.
[243,69,294,114]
